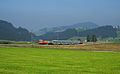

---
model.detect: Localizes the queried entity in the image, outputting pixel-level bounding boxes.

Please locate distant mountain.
[78,25,117,38]
[36,22,99,35]
[37,25,117,40]
[0,20,34,41]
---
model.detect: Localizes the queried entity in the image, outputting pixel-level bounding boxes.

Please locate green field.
[0,47,120,74]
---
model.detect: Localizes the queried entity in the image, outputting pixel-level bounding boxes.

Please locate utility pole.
[77,29,79,40]
[57,32,59,40]
[30,29,34,47]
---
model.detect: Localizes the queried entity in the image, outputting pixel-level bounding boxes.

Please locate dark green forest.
[0,20,34,41]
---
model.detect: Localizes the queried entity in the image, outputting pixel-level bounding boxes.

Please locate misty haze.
[0,0,120,74]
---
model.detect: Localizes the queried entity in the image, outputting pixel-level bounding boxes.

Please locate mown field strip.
[0,47,120,74]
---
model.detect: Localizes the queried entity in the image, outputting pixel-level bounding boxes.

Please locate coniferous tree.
[92,35,97,42]
[87,35,91,42]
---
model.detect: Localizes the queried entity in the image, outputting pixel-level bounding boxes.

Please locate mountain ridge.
[37,25,117,40]
[0,20,34,41]
[36,22,99,35]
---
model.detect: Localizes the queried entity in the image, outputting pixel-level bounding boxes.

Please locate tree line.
[38,25,117,40]
[87,35,97,42]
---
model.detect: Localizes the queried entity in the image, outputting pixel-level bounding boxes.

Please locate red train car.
[39,40,83,45]
[39,40,48,45]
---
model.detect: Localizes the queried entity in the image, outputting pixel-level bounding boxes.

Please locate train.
[39,40,83,45]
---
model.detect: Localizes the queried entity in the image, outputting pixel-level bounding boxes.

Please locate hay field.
[0,47,120,74]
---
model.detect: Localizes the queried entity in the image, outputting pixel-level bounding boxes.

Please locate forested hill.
[0,20,34,41]
[37,22,99,35]
[78,26,117,38]
[0,20,117,41]
[37,25,117,40]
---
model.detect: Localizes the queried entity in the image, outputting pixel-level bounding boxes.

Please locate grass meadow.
[0,47,120,74]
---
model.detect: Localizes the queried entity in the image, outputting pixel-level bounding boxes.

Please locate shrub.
[0,40,11,44]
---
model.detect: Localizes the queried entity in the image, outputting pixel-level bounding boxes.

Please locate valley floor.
[0,47,120,74]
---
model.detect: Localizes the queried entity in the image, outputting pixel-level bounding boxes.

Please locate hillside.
[37,25,117,40]
[0,20,34,41]
[36,22,99,35]
[78,25,117,38]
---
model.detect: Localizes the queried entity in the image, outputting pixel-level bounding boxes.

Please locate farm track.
[0,44,120,53]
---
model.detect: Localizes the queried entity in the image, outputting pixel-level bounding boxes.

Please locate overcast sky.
[0,0,120,31]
